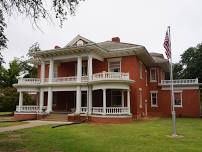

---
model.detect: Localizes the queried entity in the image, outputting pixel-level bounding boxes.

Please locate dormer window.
[76,40,84,46]
[150,68,157,82]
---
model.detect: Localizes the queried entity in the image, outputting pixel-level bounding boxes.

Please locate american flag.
[163,29,171,59]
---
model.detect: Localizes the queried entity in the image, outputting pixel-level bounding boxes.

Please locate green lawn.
[0,121,27,127]
[0,118,202,152]
[0,112,13,115]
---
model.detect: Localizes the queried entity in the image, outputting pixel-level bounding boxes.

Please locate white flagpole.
[168,26,177,137]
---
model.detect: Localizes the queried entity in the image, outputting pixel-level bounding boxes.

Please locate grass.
[0,121,27,127]
[0,118,202,152]
[0,112,13,115]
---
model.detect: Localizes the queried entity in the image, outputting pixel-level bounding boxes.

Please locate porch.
[15,89,131,116]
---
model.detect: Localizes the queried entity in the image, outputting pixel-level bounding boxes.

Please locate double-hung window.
[174,91,182,107]
[150,68,157,82]
[108,58,121,72]
[150,91,158,107]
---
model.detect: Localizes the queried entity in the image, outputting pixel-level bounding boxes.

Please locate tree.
[0,0,84,64]
[172,43,202,83]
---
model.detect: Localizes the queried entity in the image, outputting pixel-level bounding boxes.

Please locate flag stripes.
[164,30,171,59]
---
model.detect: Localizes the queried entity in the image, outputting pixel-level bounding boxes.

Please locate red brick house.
[13,35,201,123]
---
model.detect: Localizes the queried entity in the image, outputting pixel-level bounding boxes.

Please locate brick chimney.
[54,45,61,49]
[112,37,120,43]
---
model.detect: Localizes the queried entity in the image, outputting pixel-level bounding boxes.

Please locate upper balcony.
[161,78,198,86]
[17,72,130,85]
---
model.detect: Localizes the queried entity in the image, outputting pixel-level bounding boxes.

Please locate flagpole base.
[172,110,177,136]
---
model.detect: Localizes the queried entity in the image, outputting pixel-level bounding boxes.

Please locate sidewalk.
[0,120,71,133]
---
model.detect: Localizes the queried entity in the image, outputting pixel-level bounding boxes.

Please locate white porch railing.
[18,78,41,84]
[92,72,129,81]
[92,107,129,115]
[106,107,129,115]
[92,107,103,115]
[17,72,130,85]
[161,78,198,85]
[16,106,47,113]
[80,107,88,113]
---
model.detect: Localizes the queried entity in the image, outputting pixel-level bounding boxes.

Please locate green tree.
[173,63,183,79]
[180,43,202,82]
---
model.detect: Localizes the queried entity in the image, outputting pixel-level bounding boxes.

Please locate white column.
[121,90,124,107]
[18,91,23,112]
[77,56,82,82]
[103,89,106,115]
[88,86,92,114]
[39,89,44,112]
[88,55,93,80]
[46,87,53,113]
[49,59,54,83]
[127,89,131,115]
[76,86,81,114]
[40,61,45,83]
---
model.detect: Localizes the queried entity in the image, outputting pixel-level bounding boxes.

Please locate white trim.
[161,86,199,90]
[150,91,158,107]
[150,68,157,82]
[174,91,183,107]
[139,61,143,79]
[107,57,122,62]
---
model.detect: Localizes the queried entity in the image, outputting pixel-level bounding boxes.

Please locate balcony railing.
[92,72,129,81]
[161,78,198,85]
[16,106,47,113]
[92,107,129,115]
[17,72,130,85]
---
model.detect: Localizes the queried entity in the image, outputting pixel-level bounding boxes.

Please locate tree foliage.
[0,0,84,64]
[173,43,202,82]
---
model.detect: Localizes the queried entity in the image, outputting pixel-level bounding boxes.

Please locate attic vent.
[76,40,84,46]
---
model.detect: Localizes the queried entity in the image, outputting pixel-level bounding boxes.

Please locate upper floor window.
[139,61,143,79]
[174,91,182,107]
[150,68,157,82]
[150,91,158,107]
[108,58,121,72]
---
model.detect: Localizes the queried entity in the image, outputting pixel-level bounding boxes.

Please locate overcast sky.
[2,0,202,66]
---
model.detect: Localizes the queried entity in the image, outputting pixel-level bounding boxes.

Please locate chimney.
[54,45,61,49]
[112,37,120,43]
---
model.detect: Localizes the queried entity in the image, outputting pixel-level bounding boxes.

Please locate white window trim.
[139,61,143,79]
[108,58,122,72]
[150,68,157,82]
[174,90,183,107]
[139,88,143,108]
[150,91,158,107]
[145,70,148,86]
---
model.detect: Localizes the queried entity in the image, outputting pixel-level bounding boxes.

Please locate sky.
[2,0,202,66]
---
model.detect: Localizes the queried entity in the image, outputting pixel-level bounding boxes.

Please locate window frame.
[150,68,157,82]
[150,91,158,107]
[174,91,183,107]
[139,61,143,79]
[108,58,122,72]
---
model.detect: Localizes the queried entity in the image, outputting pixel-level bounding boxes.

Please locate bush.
[0,87,35,112]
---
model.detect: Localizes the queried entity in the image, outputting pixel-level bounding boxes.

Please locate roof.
[32,35,169,71]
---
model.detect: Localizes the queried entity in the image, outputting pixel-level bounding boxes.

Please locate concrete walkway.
[0,120,71,133]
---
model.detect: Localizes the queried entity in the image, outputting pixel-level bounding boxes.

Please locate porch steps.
[42,113,68,122]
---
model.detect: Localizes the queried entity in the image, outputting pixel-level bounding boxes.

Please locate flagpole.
[168,26,177,137]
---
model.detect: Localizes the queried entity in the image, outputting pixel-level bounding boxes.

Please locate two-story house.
[13,35,201,123]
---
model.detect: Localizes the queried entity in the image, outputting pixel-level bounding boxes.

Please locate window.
[109,61,121,72]
[81,91,87,107]
[54,64,58,77]
[111,90,122,106]
[150,68,157,82]
[139,88,142,108]
[139,61,143,79]
[145,70,148,86]
[82,63,87,76]
[150,91,158,107]
[174,91,182,107]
